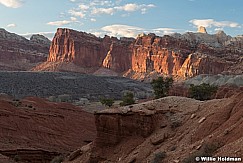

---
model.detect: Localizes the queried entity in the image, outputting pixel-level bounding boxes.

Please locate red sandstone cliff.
[128,33,240,80]
[47,28,134,72]
[48,28,106,67]
[102,38,133,72]
[36,28,242,79]
[131,34,190,75]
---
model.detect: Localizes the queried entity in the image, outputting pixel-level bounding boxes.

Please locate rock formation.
[30,34,51,46]
[48,28,107,67]
[47,28,133,72]
[0,28,50,71]
[35,28,243,80]
[102,38,133,72]
[64,92,243,163]
[197,26,207,33]
[128,31,241,80]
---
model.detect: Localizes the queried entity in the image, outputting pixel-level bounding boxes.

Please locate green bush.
[120,92,135,106]
[100,97,114,107]
[13,155,20,162]
[50,155,64,163]
[189,83,218,101]
[151,151,166,163]
[151,77,173,99]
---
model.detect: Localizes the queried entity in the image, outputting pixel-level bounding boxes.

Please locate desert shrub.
[189,83,218,101]
[151,77,173,99]
[151,151,166,163]
[13,155,20,162]
[120,92,135,106]
[170,120,182,129]
[182,142,222,163]
[100,97,114,107]
[50,155,64,163]
[28,105,33,108]
[12,101,22,107]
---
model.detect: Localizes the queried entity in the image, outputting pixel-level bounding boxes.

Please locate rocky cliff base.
[63,92,243,163]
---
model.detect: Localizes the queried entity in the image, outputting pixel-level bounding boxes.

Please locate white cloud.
[6,23,17,28]
[101,24,144,37]
[79,4,89,10]
[69,10,85,18]
[47,16,81,27]
[115,3,155,12]
[92,7,114,15]
[189,19,241,28]
[152,28,178,35]
[47,20,72,26]
[90,1,113,7]
[120,3,139,11]
[20,31,54,40]
[215,28,224,31]
[98,24,181,38]
[90,18,96,22]
[141,8,147,14]
[114,3,155,14]
[70,17,77,21]
[67,1,155,18]
[90,31,104,37]
[0,0,23,8]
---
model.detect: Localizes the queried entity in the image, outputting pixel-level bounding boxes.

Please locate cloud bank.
[6,23,17,28]
[92,24,180,38]
[66,0,155,23]
[190,19,241,28]
[0,0,23,8]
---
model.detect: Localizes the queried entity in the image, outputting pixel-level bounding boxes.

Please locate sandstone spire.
[197,26,207,34]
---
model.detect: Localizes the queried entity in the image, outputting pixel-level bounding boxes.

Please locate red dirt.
[0,96,96,162]
[64,92,243,163]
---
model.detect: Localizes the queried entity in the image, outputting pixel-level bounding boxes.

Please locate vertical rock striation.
[38,28,243,79]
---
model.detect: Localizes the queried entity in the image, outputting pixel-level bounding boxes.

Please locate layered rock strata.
[0,28,50,70]
[37,28,243,79]
[48,29,133,72]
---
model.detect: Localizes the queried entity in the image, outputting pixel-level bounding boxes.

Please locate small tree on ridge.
[151,77,174,99]
[100,97,114,107]
[189,83,218,101]
[120,92,135,106]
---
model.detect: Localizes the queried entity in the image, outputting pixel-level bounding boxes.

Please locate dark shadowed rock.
[0,28,49,71]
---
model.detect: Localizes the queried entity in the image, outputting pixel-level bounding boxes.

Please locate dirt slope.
[65,92,243,163]
[0,96,96,163]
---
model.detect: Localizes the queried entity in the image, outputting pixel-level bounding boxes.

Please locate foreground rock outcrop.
[35,28,243,80]
[0,96,96,163]
[0,28,50,70]
[65,92,243,163]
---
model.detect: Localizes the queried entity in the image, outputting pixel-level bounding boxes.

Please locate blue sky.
[1,0,243,39]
